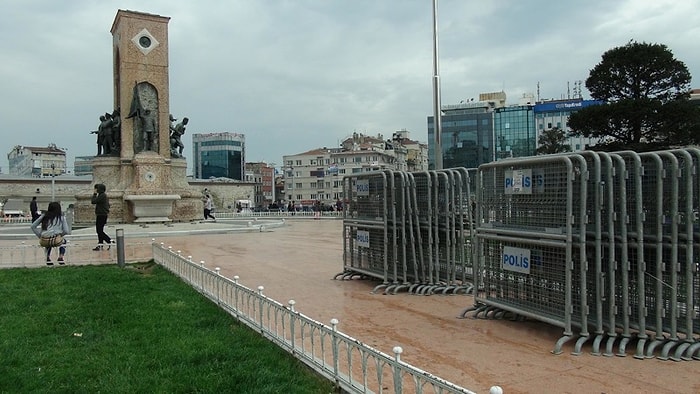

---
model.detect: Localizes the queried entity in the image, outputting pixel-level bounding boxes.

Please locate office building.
[494,104,537,159]
[192,132,245,180]
[534,99,604,151]
[427,92,504,169]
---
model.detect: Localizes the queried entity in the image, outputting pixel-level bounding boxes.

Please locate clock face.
[139,36,152,48]
[131,29,159,55]
[144,171,156,183]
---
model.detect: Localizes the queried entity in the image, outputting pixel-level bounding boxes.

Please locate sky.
[1,0,699,174]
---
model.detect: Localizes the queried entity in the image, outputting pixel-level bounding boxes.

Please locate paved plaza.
[2,218,698,393]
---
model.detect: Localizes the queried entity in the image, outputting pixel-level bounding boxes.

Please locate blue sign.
[534,99,604,113]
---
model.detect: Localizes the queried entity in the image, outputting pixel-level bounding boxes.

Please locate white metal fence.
[152,242,499,394]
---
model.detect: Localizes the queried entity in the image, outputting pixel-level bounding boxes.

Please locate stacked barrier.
[463,148,700,360]
[337,168,475,295]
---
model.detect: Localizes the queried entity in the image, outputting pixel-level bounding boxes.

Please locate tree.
[568,40,700,151]
[536,127,571,155]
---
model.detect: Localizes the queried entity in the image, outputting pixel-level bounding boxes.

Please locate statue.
[126,81,159,153]
[90,114,115,156]
[169,115,188,158]
[139,109,157,152]
[110,108,121,152]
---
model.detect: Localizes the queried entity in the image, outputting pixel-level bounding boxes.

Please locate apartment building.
[7,144,67,177]
[282,131,425,208]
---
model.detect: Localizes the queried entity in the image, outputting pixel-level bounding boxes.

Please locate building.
[7,144,67,177]
[282,131,427,208]
[192,132,245,180]
[245,162,276,208]
[494,104,537,159]
[428,92,504,169]
[387,129,429,172]
[73,156,94,176]
[533,99,604,151]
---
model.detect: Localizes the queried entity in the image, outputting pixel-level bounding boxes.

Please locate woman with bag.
[30,201,71,266]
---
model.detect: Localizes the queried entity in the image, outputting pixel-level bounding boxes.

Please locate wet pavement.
[1,218,698,393]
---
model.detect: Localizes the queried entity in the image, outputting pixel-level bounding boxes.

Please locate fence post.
[392,346,403,394]
[289,300,296,354]
[233,276,240,318]
[257,286,265,333]
[330,318,340,387]
[215,267,221,305]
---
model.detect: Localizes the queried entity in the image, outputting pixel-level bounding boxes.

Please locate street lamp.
[50,163,56,201]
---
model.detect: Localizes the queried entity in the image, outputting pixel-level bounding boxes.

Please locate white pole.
[432,0,443,170]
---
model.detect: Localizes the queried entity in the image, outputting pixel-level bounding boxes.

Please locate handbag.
[40,234,65,248]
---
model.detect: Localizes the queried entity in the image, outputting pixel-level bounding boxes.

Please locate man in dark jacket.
[90,183,112,250]
[30,196,39,222]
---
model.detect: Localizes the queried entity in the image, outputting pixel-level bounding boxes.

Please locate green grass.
[0,263,336,393]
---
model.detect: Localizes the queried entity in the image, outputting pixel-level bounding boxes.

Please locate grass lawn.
[0,262,336,393]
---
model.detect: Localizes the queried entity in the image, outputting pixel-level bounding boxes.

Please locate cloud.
[1,0,698,173]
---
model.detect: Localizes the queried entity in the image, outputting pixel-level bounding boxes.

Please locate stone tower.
[74,10,202,224]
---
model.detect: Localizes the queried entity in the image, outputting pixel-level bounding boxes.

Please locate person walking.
[31,201,71,265]
[90,183,112,250]
[30,196,40,222]
[203,194,216,220]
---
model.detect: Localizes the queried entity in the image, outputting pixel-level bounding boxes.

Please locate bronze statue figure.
[169,115,188,158]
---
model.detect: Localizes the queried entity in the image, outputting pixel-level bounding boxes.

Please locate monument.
[74,10,202,224]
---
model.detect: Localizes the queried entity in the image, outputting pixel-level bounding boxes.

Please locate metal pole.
[50,163,56,201]
[432,0,443,170]
[116,228,125,268]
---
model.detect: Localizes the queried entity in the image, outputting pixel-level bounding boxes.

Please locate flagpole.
[432,0,443,170]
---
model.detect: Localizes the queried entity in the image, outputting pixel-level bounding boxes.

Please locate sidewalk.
[0,217,288,241]
[1,219,698,393]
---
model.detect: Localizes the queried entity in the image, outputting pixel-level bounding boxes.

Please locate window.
[295,160,302,166]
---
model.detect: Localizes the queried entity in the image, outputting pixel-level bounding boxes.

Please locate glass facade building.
[427,102,495,169]
[494,105,536,159]
[192,132,245,180]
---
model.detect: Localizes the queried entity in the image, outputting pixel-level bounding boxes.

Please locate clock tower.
[74,10,202,223]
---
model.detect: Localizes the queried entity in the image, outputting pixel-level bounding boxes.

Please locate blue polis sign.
[534,99,604,113]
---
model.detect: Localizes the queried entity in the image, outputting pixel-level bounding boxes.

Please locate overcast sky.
[1,0,699,174]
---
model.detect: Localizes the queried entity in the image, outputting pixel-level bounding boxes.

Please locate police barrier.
[464,148,699,360]
[337,168,475,295]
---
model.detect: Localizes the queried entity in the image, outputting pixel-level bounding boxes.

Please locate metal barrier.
[338,168,475,295]
[153,242,495,394]
[462,148,699,360]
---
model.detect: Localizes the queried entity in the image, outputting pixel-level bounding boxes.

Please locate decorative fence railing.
[152,242,498,394]
[0,239,153,268]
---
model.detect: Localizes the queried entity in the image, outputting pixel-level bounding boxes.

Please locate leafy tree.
[568,40,700,151]
[537,127,571,154]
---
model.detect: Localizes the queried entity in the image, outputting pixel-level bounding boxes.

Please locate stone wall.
[0,177,255,221]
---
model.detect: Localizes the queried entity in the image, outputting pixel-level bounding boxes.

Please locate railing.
[0,239,153,268]
[215,210,343,219]
[153,242,498,394]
